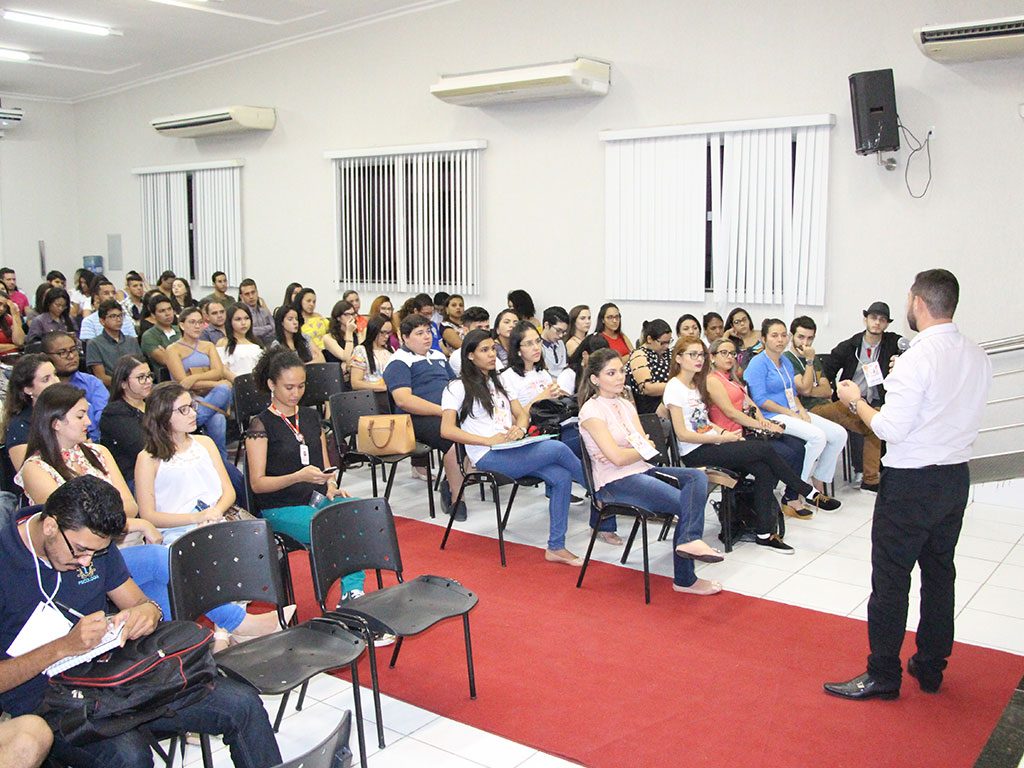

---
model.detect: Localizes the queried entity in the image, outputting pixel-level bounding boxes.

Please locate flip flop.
[674,543,725,563]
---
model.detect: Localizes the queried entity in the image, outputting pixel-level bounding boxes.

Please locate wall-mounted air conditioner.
[0,106,24,127]
[915,16,1024,62]
[151,106,276,138]
[430,57,610,106]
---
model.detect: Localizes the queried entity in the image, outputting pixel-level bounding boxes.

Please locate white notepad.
[44,621,125,677]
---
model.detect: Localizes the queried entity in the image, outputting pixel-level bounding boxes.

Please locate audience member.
[169,277,196,313]
[440,294,467,351]
[199,297,228,344]
[293,288,328,351]
[342,289,367,333]
[349,313,393,393]
[507,289,541,328]
[725,306,762,374]
[491,309,517,369]
[32,270,66,315]
[745,319,846,498]
[702,311,725,346]
[79,279,136,340]
[0,267,29,316]
[41,332,107,441]
[625,318,672,415]
[273,305,324,363]
[2,354,57,470]
[369,294,393,321]
[595,302,633,357]
[67,269,94,317]
[787,316,882,492]
[156,269,176,298]
[121,271,147,326]
[565,304,591,357]
[557,332,609,397]
[540,306,570,375]
[98,356,153,480]
[675,313,701,340]
[322,299,361,374]
[25,287,75,344]
[84,300,143,385]
[139,293,181,368]
[0,714,51,768]
[239,278,276,344]
[431,291,450,327]
[0,475,283,768]
[278,282,303,313]
[579,348,720,594]
[135,288,166,335]
[441,329,586,565]
[449,306,489,375]
[0,288,25,353]
[499,321,566,411]
[216,302,265,380]
[202,270,231,305]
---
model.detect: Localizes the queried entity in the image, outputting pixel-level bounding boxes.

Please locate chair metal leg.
[641,518,651,604]
[492,481,506,567]
[479,483,485,501]
[433,451,444,492]
[425,461,436,519]
[384,463,398,498]
[388,636,403,668]
[720,490,734,553]
[369,460,378,497]
[657,516,672,542]
[463,612,477,699]
[199,733,213,768]
[576,518,603,589]
[273,690,291,732]
[440,479,468,549]
[295,679,310,712]
[363,633,386,749]
[621,517,641,564]
[499,484,519,532]
[349,661,369,768]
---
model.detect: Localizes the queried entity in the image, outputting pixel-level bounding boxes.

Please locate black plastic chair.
[301,362,344,414]
[440,442,542,566]
[575,446,677,604]
[638,412,677,467]
[167,520,370,768]
[309,498,479,749]
[328,391,437,517]
[273,711,353,768]
[232,373,272,465]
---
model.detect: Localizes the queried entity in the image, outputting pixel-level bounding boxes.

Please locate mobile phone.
[323,466,338,474]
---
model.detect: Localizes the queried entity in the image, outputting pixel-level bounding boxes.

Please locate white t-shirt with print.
[499,367,553,407]
[662,377,714,457]
[440,379,514,464]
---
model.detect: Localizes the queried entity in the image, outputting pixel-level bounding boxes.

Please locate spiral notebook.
[44,621,125,677]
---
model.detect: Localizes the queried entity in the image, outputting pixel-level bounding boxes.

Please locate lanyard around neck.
[268,403,304,443]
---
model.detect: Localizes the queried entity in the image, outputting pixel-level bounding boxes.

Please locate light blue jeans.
[197,384,233,462]
[475,439,585,551]
[596,467,708,587]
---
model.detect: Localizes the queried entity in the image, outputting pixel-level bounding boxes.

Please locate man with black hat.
[822,301,903,490]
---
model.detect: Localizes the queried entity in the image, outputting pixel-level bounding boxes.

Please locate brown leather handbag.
[356,414,416,456]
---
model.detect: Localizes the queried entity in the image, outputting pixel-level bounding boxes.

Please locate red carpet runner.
[287,517,1024,768]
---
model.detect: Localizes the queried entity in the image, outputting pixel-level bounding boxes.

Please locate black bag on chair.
[39,620,216,745]
[529,396,578,435]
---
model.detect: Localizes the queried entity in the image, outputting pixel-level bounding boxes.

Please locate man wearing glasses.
[40,332,108,442]
[0,476,282,768]
[84,301,143,386]
[77,279,136,341]
[540,306,571,376]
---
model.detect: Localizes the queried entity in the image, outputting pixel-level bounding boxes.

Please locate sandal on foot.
[673,579,723,596]
[674,542,725,563]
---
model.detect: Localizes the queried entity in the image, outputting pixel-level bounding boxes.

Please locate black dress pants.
[866,463,969,686]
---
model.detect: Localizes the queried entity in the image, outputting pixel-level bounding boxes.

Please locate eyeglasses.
[133,373,154,383]
[58,526,109,563]
[104,313,124,321]
[49,347,78,359]
[174,401,198,415]
[341,311,356,317]
[715,350,737,357]
[682,351,706,360]
[605,314,621,321]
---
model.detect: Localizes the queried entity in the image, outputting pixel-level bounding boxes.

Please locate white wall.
[10,0,1024,347]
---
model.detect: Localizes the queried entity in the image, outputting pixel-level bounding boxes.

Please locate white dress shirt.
[78,309,137,340]
[871,323,991,468]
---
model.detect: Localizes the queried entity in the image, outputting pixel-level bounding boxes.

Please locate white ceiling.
[0,0,448,102]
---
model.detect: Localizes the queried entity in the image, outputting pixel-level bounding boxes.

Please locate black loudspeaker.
[849,69,899,155]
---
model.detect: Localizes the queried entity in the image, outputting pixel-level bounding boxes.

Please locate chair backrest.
[638,412,672,466]
[329,390,387,441]
[273,711,352,768]
[167,520,287,621]
[241,452,262,516]
[301,362,344,409]
[308,498,402,607]
[234,373,271,434]
[576,437,600,500]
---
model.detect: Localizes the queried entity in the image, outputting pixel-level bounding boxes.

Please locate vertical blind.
[139,171,189,282]
[193,166,243,286]
[331,142,484,294]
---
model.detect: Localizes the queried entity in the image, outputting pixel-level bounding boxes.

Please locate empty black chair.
[272,711,353,768]
[638,412,678,467]
[167,520,370,767]
[328,390,436,517]
[301,362,344,413]
[232,372,272,464]
[309,498,478,749]
[440,442,542,566]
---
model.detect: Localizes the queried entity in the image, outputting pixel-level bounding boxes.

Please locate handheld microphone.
[897,337,911,353]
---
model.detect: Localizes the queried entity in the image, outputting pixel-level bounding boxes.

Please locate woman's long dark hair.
[170,279,195,313]
[568,304,589,337]
[507,320,546,377]
[457,329,510,424]
[725,307,753,339]
[224,303,262,356]
[506,289,536,321]
[639,318,672,346]
[668,336,710,404]
[24,383,104,481]
[142,382,187,462]
[291,288,317,319]
[359,314,391,375]
[566,333,609,383]
[3,354,51,422]
[40,287,75,332]
[594,302,620,335]
[279,283,302,313]
[576,348,622,408]
[274,306,312,363]
[108,356,148,403]
[675,314,701,337]
[327,300,360,350]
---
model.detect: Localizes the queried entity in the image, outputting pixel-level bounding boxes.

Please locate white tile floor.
[179,467,1024,767]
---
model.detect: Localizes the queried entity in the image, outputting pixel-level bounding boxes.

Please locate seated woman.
[441,329,586,565]
[99,356,153,481]
[216,303,264,380]
[440,294,466,352]
[578,349,722,595]
[506,289,541,329]
[170,277,197,314]
[369,295,393,322]
[564,305,591,358]
[705,337,812,519]
[273,305,325,364]
[624,319,672,415]
[135,382,286,646]
[25,287,75,345]
[165,306,233,461]
[491,309,518,370]
[675,314,701,340]
[293,288,329,351]
[499,321,566,409]
[663,336,839,555]
[557,332,609,397]
[341,290,367,334]
[702,312,725,346]
[744,319,846,501]
[595,302,633,358]
[349,314,393,393]
[3,354,58,470]
[0,289,25,355]
[322,299,361,377]
[244,347,364,592]
[725,307,763,375]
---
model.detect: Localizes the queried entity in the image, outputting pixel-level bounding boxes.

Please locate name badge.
[299,444,310,465]
[863,361,884,387]
[784,387,798,410]
[626,431,660,461]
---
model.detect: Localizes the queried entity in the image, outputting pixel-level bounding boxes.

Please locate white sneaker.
[341,589,365,602]
[373,633,398,647]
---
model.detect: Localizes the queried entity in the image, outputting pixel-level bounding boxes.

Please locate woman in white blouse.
[216,303,264,380]
[349,314,393,392]
[499,321,567,410]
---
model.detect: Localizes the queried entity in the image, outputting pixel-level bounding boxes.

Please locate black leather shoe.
[907,658,941,693]
[823,673,899,700]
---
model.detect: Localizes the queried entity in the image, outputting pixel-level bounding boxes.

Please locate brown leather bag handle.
[366,419,396,450]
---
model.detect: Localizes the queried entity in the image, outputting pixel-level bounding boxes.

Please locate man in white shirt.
[824,269,991,701]
[78,279,137,340]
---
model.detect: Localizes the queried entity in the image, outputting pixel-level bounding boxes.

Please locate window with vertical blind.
[601,114,834,313]
[326,141,485,295]
[133,160,244,287]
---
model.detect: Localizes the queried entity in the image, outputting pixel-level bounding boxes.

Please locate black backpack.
[529,396,578,435]
[39,620,216,745]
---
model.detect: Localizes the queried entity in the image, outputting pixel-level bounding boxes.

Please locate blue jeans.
[49,676,281,768]
[596,467,708,587]
[770,434,806,502]
[197,384,233,462]
[120,544,246,631]
[475,439,585,550]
